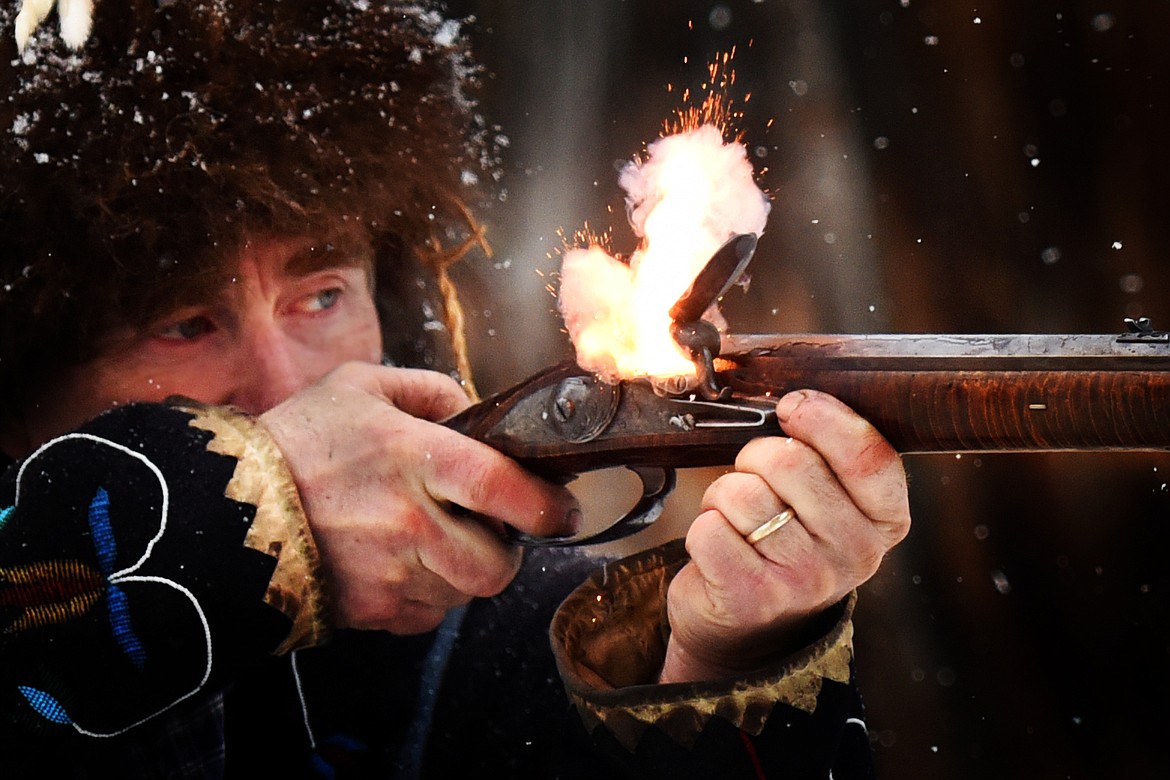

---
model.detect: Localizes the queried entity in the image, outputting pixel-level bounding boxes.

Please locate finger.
[419,506,525,598]
[323,520,475,627]
[735,436,889,579]
[697,451,847,580]
[683,509,768,596]
[736,436,860,536]
[343,567,471,623]
[347,362,473,421]
[681,509,816,624]
[389,564,476,610]
[420,424,582,539]
[704,452,857,564]
[699,471,786,536]
[774,390,910,542]
[330,491,523,603]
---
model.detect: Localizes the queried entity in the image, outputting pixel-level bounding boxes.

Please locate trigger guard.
[505,466,677,548]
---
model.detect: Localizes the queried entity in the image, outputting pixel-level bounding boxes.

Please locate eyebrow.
[134,236,378,328]
[285,240,376,276]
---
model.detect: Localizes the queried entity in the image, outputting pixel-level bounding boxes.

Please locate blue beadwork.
[87,488,117,576]
[107,584,147,669]
[17,686,72,725]
[87,489,147,669]
[0,504,13,530]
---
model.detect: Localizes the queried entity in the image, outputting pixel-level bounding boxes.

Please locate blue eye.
[306,288,342,312]
[157,316,214,341]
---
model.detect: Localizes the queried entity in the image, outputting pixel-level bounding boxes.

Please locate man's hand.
[659,389,910,683]
[259,362,580,634]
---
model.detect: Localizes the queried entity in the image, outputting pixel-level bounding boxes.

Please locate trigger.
[504,466,677,548]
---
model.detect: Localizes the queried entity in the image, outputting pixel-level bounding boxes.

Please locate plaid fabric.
[95,692,226,780]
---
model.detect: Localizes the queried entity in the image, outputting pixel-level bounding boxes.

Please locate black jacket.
[0,403,873,778]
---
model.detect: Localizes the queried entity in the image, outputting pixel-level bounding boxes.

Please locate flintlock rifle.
[445,235,1170,545]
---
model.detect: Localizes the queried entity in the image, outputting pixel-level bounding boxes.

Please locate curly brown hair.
[0,0,495,417]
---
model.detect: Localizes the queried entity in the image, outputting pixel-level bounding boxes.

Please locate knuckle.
[432,370,465,396]
[737,435,806,476]
[798,563,837,605]
[474,550,522,596]
[836,524,890,584]
[422,370,472,412]
[683,510,725,555]
[459,461,500,510]
[764,545,836,601]
[689,509,726,540]
[699,476,731,510]
[702,472,764,511]
[843,430,900,480]
[873,497,912,544]
[889,508,912,542]
[851,544,886,581]
[395,504,435,544]
[740,569,782,621]
[429,434,500,506]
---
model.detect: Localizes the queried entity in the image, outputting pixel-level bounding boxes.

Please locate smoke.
[558,124,770,379]
[620,124,770,244]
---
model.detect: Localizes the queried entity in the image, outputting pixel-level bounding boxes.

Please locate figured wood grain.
[446,334,1170,483]
[721,334,1170,452]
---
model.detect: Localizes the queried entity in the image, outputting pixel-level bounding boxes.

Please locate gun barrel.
[720,333,1170,453]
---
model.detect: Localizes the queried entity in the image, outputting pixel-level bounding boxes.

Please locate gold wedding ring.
[745,507,796,545]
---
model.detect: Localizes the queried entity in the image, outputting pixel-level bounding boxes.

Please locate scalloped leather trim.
[551,540,854,751]
[182,403,331,654]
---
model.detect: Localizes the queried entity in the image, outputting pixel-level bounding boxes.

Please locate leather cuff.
[550,539,855,750]
[181,402,332,654]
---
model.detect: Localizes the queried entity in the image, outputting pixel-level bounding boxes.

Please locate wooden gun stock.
[719,333,1170,452]
[445,330,1170,545]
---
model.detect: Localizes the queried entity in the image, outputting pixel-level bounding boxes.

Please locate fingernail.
[776,390,808,423]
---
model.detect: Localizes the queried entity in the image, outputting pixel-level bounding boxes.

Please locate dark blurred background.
[447,1,1170,777]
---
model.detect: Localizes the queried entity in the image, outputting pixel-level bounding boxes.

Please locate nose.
[227,325,327,414]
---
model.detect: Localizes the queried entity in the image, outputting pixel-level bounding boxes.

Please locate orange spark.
[557,54,770,384]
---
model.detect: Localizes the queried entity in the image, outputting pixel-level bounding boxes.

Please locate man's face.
[17,236,383,451]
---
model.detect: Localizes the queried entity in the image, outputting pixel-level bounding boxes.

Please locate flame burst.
[558,53,771,382]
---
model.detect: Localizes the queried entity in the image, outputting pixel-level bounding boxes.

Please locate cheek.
[84,328,246,408]
[337,296,384,363]
[92,354,228,407]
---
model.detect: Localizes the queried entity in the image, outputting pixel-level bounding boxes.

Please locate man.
[0,1,909,777]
